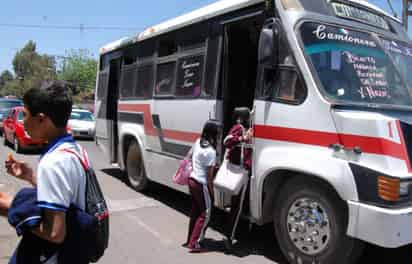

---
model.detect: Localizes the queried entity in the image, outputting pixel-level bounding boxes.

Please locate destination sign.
[331,2,389,30]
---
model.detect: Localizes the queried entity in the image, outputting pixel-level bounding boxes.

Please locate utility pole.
[402,0,412,30]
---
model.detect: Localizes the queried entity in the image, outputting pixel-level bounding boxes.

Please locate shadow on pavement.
[101,167,412,264]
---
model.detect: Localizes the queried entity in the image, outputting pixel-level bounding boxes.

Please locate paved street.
[0,139,412,263]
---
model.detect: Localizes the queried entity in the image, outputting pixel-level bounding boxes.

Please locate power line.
[0,23,141,32]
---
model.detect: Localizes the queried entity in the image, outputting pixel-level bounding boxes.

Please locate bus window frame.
[154,56,178,98]
[256,18,307,105]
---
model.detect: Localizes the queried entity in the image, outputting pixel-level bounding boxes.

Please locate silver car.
[68,109,95,139]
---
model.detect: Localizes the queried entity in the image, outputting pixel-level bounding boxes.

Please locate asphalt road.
[0,138,411,263]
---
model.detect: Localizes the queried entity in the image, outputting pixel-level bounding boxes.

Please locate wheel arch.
[118,124,146,171]
[259,168,352,225]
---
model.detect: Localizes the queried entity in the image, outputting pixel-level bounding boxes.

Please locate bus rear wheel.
[273,177,363,264]
[126,141,148,191]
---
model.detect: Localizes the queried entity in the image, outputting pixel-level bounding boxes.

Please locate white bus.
[95,0,412,262]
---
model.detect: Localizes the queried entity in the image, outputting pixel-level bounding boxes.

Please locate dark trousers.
[187,178,212,248]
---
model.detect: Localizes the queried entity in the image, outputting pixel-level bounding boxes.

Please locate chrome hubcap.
[286,198,331,255]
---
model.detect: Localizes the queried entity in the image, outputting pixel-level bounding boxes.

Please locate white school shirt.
[190,139,216,185]
[37,142,87,212]
[36,141,87,263]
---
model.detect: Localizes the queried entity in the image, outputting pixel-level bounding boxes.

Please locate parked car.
[2,106,45,153]
[0,98,23,137]
[68,109,95,139]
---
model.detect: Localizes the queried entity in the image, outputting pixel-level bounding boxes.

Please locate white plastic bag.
[214,159,248,195]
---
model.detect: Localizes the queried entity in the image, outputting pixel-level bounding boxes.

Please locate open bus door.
[95,58,121,163]
[216,13,264,210]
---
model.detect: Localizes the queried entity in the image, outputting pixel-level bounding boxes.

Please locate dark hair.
[200,120,221,149]
[23,80,73,128]
[232,107,250,127]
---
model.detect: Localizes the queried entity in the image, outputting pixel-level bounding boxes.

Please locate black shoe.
[224,239,233,253]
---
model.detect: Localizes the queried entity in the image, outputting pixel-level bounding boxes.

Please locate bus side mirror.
[258,18,280,67]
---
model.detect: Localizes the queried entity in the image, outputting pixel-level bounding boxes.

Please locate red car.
[3,106,73,153]
[2,106,46,153]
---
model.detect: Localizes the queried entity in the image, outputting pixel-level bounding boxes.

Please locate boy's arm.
[5,157,36,186]
[31,209,66,244]
[0,192,12,217]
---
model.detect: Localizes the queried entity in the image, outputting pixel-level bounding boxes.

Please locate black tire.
[3,134,7,146]
[126,141,149,191]
[274,177,364,264]
[13,135,22,153]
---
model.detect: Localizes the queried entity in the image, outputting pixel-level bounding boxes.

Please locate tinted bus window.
[158,34,177,57]
[136,64,154,98]
[120,65,137,98]
[155,62,176,95]
[97,72,109,99]
[138,39,156,59]
[178,23,207,50]
[176,54,204,97]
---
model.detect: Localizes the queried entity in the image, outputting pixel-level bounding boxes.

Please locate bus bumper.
[347,200,412,248]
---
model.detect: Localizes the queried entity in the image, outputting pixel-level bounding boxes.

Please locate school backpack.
[61,147,110,263]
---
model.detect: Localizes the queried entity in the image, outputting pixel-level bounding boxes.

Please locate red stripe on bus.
[254,125,340,147]
[118,103,199,142]
[118,104,157,136]
[118,103,411,172]
[254,124,412,172]
[163,129,199,142]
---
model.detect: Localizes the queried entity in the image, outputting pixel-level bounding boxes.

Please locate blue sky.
[0,0,407,74]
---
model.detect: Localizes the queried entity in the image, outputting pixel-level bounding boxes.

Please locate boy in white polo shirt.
[2,80,88,263]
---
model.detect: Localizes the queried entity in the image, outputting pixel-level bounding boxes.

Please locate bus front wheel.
[273,177,363,264]
[126,141,148,191]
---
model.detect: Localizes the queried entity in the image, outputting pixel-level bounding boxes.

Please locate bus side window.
[176,54,204,97]
[158,33,177,57]
[136,64,154,98]
[261,67,306,104]
[274,68,305,103]
[120,64,137,98]
[155,62,176,95]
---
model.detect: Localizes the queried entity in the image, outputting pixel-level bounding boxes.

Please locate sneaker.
[181,242,190,248]
[188,243,209,253]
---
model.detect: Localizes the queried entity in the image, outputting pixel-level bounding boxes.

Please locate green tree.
[0,70,14,95]
[10,40,56,97]
[57,49,97,102]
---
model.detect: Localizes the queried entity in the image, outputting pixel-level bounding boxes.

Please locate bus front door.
[95,59,120,163]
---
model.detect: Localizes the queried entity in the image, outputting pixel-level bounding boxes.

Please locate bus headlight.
[400,181,412,196]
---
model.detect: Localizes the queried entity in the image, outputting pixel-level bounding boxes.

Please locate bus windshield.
[381,38,412,90]
[301,22,412,108]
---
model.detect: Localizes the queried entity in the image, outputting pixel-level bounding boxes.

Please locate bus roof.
[99,0,398,55]
[100,0,263,54]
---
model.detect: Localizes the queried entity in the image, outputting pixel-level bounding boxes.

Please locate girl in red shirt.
[223,107,253,250]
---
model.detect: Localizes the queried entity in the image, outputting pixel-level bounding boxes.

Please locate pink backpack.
[173,145,194,185]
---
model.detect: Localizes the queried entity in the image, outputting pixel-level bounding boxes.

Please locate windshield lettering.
[312,25,376,48]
